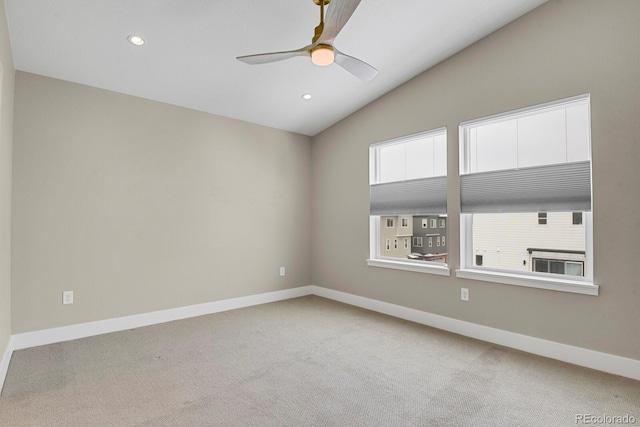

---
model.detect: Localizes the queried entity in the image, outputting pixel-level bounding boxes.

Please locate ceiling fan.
[236,0,378,82]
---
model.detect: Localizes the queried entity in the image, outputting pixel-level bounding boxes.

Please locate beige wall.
[6,0,640,365]
[311,0,640,360]
[0,0,15,363]
[11,72,311,333]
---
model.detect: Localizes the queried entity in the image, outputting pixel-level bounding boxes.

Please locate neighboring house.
[472,212,586,276]
[380,215,448,263]
[411,215,448,263]
[380,216,413,260]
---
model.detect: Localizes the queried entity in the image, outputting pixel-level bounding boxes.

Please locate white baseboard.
[4,284,638,390]
[0,335,14,393]
[12,286,313,351]
[311,285,640,381]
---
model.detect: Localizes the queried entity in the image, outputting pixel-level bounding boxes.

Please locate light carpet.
[1,295,638,426]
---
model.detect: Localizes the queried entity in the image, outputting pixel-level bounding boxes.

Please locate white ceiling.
[5,0,547,136]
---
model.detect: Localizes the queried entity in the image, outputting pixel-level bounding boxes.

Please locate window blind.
[460,160,591,213]
[370,176,447,215]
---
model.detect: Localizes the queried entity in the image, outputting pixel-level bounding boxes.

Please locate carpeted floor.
[1,295,639,426]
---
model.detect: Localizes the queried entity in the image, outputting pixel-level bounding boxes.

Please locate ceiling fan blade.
[318,0,362,44]
[334,49,378,82]
[237,46,311,65]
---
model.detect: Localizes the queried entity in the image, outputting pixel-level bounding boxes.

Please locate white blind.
[370,176,447,215]
[460,160,591,213]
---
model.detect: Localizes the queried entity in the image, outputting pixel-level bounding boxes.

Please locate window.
[369,128,449,275]
[533,258,584,277]
[386,218,394,228]
[428,237,433,248]
[404,238,409,249]
[401,218,409,227]
[442,236,446,246]
[436,236,441,247]
[458,95,597,295]
[572,212,583,225]
[538,212,547,225]
[440,219,446,228]
[393,239,398,250]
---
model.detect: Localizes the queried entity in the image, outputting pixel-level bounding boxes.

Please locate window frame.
[368,128,450,277]
[572,212,583,225]
[538,212,547,225]
[456,95,598,296]
[533,257,585,277]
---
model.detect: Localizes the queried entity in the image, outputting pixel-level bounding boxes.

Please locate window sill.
[367,259,451,276]
[455,268,599,296]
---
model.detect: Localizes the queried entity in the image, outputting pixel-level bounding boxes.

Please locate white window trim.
[457,94,598,296]
[368,127,450,277]
[457,211,597,296]
[368,217,450,276]
[368,258,451,276]
[456,268,598,295]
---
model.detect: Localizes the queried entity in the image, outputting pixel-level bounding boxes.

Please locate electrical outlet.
[280,267,285,276]
[461,288,469,302]
[62,290,74,305]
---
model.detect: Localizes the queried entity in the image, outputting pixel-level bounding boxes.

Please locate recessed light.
[128,35,145,46]
[302,93,312,100]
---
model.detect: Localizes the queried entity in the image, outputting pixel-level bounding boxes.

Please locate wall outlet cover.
[63,291,74,305]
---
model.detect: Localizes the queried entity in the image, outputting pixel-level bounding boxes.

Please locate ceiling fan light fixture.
[128,35,145,46]
[311,44,335,66]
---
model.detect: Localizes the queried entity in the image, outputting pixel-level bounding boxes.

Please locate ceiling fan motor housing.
[310,44,335,66]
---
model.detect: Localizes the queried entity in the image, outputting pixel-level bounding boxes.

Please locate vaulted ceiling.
[5,0,547,136]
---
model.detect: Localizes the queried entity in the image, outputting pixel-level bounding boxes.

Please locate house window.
[430,219,437,228]
[538,212,547,225]
[458,94,596,294]
[401,218,409,227]
[404,238,409,249]
[394,239,398,250]
[533,258,584,277]
[442,236,446,246]
[572,212,583,225]
[436,236,441,246]
[475,255,483,266]
[386,218,394,228]
[428,237,433,248]
[440,219,446,228]
[369,128,448,274]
